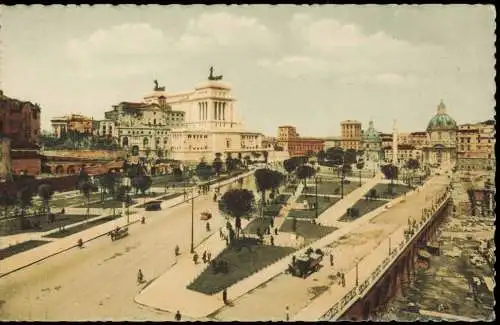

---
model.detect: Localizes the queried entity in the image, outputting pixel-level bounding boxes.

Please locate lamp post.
[122,176,132,224]
[315,176,318,218]
[388,236,391,255]
[190,187,195,254]
[355,260,359,286]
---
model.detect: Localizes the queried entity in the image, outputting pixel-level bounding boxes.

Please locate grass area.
[0,240,51,260]
[43,215,118,238]
[0,214,99,236]
[369,183,411,199]
[288,196,340,219]
[338,199,387,222]
[263,204,282,217]
[302,180,361,196]
[78,200,136,209]
[187,238,295,294]
[280,218,337,242]
[244,217,274,235]
[50,193,102,208]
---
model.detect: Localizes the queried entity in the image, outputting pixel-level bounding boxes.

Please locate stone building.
[277,125,324,157]
[0,91,41,176]
[104,97,185,158]
[93,119,117,138]
[383,144,422,164]
[361,120,382,162]
[422,100,458,168]
[50,114,93,137]
[340,120,362,150]
[456,121,495,170]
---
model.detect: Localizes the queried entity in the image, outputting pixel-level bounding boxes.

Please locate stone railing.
[319,189,451,321]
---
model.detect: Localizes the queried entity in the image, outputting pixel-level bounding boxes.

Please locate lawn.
[369,183,411,199]
[135,193,183,208]
[79,200,137,209]
[187,238,295,294]
[338,199,387,222]
[0,214,99,236]
[288,196,340,219]
[263,204,282,217]
[43,215,118,238]
[279,219,337,242]
[302,181,361,196]
[0,240,51,260]
[50,193,102,208]
[244,217,274,235]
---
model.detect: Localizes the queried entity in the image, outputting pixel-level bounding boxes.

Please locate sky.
[0,5,496,137]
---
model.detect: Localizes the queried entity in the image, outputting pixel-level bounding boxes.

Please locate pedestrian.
[193,253,199,265]
[285,305,290,321]
[292,255,296,266]
[270,217,275,228]
[330,253,334,266]
[175,245,180,256]
[266,226,271,235]
[202,251,207,263]
[222,288,228,305]
[175,310,181,321]
[270,235,275,246]
[207,252,212,262]
[213,193,217,202]
[219,227,223,239]
[206,221,211,232]
[341,273,345,287]
[225,237,229,246]
[274,227,278,236]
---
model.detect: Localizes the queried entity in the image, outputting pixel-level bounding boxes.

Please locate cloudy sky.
[0,5,495,137]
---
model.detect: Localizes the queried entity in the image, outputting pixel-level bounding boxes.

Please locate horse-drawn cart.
[109,227,129,241]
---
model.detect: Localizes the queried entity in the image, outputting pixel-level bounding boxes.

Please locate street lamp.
[122,176,132,224]
[315,176,319,218]
[190,187,195,254]
[388,236,391,255]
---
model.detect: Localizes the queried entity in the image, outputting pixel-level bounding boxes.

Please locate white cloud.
[258,55,330,78]
[176,12,278,53]
[281,13,446,81]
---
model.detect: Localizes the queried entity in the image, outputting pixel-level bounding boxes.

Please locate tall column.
[223,103,226,121]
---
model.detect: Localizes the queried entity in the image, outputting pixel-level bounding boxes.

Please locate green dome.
[362,120,381,142]
[426,101,457,131]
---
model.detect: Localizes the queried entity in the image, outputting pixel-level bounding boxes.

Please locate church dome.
[362,120,381,142]
[426,100,457,132]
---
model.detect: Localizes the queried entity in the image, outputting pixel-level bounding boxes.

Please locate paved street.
[212,174,450,321]
[0,174,258,321]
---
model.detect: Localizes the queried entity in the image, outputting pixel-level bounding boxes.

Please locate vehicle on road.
[145,201,162,211]
[200,211,212,220]
[287,250,324,278]
[109,227,129,241]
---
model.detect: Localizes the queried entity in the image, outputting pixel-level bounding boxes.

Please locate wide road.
[0,175,258,321]
[212,174,450,321]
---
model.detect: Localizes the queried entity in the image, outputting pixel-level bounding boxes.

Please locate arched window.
[122,137,129,147]
[143,137,149,147]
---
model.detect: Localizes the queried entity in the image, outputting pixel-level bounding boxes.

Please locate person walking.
[206,221,211,232]
[207,252,212,262]
[175,245,180,256]
[202,251,207,264]
[213,193,217,202]
[222,288,228,305]
[193,252,199,265]
[270,235,275,246]
[285,305,290,321]
[330,253,334,267]
[175,310,181,321]
[274,227,278,236]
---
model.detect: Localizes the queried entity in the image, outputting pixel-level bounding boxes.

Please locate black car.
[145,201,162,211]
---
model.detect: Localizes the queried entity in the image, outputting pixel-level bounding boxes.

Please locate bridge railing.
[319,189,451,321]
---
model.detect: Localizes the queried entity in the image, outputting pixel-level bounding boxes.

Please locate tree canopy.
[218,188,255,238]
[196,160,214,180]
[406,158,420,170]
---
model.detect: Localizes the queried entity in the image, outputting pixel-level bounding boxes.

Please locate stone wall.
[11,157,41,175]
[42,149,126,160]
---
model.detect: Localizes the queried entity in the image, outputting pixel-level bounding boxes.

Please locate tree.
[100,171,117,201]
[37,184,54,223]
[218,189,255,240]
[406,158,420,170]
[325,147,344,165]
[283,158,299,176]
[380,164,399,194]
[80,182,94,216]
[196,160,214,180]
[17,186,34,228]
[132,175,152,195]
[366,188,377,201]
[317,150,326,162]
[262,151,269,164]
[356,161,365,170]
[345,149,357,165]
[295,164,316,187]
[254,168,275,210]
[212,155,223,177]
[0,191,15,220]
[76,169,90,190]
[172,167,183,181]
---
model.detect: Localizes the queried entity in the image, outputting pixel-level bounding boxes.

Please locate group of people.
[192,250,212,265]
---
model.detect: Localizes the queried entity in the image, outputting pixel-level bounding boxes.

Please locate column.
[198,102,201,121]
[213,102,217,121]
[223,103,226,121]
